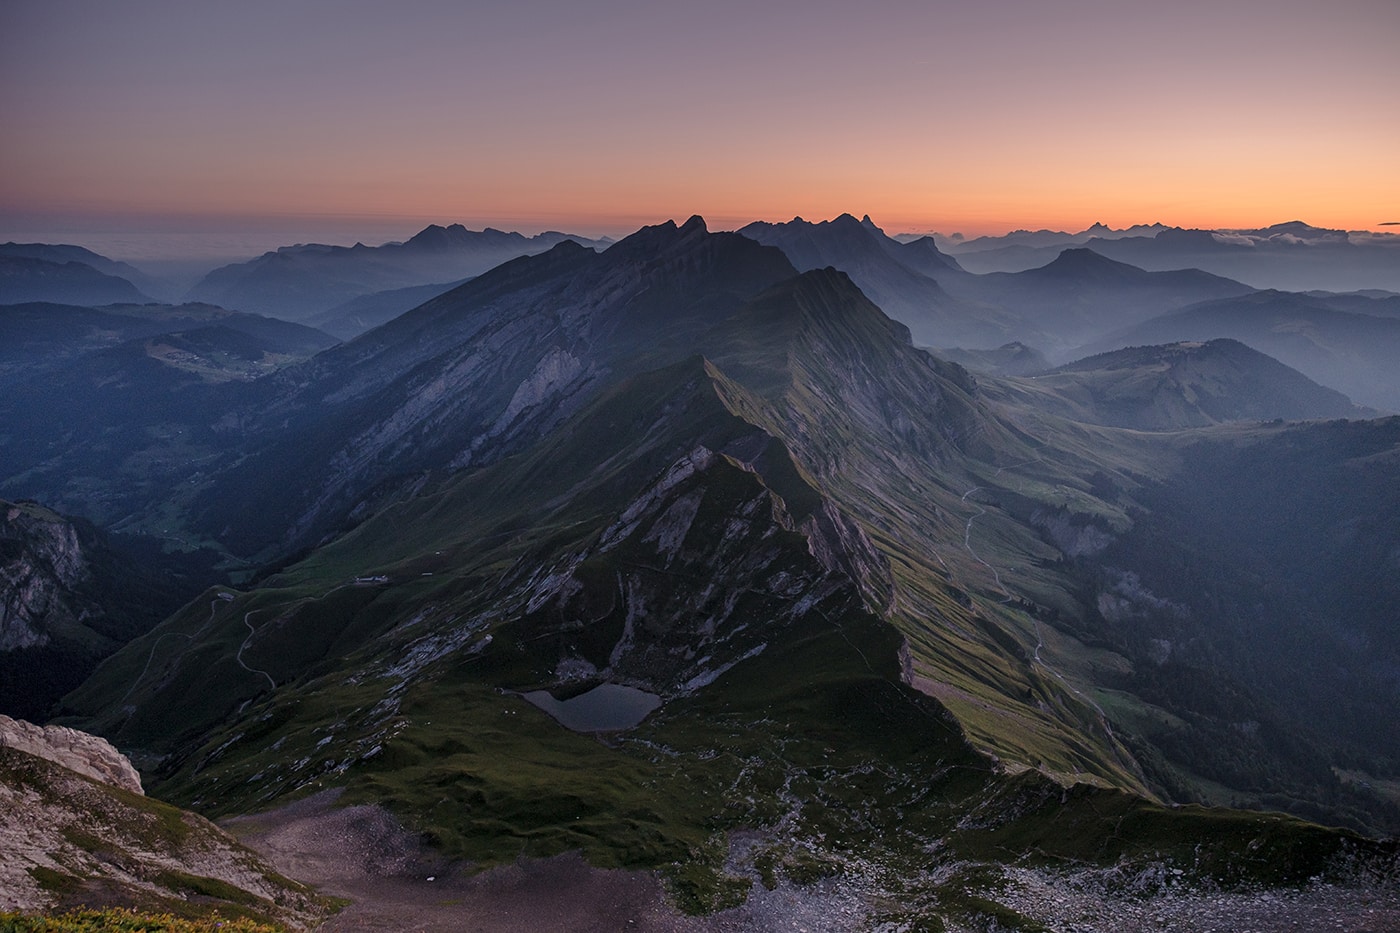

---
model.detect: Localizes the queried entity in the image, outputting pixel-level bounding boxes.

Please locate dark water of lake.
[522,684,662,732]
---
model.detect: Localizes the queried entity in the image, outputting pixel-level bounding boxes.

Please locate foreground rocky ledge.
[0,717,326,929]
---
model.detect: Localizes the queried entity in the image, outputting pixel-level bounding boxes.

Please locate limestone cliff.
[0,713,143,794]
[0,499,177,721]
[0,501,91,652]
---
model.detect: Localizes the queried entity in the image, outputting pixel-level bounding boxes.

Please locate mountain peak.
[1259,220,1344,238]
[611,215,714,255]
[1030,247,1137,278]
[735,266,913,348]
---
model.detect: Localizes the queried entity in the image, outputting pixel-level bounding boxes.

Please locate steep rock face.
[520,443,879,694]
[797,498,895,611]
[0,713,142,793]
[0,501,92,651]
[0,499,187,722]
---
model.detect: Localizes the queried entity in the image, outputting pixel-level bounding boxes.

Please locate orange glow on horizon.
[3,3,1397,244]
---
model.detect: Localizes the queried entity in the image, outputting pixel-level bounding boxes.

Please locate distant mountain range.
[0,255,154,307]
[905,220,1172,254]
[735,216,1260,359]
[738,213,1023,349]
[1,242,170,300]
[942,221,1400,292]
[1078,289,1400,411]
[938,247,1255,359]
[184,224,613,321]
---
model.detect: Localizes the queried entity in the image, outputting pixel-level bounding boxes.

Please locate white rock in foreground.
[0,713,143,794]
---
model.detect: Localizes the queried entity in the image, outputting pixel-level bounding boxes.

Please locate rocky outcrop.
[0,713,142,794]
[0,501,90,651]
[0,739,326,926]
[799,498,895,611]
[0,498,176,722]
[526,444,877,695]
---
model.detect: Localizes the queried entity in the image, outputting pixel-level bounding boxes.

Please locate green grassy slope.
[53,270,1399,927]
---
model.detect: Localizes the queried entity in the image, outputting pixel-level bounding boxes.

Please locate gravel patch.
[226,790,1400,932]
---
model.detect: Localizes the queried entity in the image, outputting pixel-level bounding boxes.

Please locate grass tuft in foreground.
[0,909,283,932]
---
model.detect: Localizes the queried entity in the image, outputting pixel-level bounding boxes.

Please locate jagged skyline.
[3,0,1398,247]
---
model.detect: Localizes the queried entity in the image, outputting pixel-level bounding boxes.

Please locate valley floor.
[224,790,1400,932]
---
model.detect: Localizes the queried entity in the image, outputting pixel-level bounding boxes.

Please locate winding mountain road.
[236,610,277,691]
[120,592,235,705]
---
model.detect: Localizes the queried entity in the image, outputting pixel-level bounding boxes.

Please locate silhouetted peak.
[543,239,591,257]
[615,218,676,245]
[860,214,885,234]
[1035,247,1134,276]
[1260,220,1344,238]
[401,223,527,251]
[404,224,460,249]
[610,215,723,260]
[1055,247,1111,263]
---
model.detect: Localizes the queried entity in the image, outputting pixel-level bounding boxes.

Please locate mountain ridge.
[1081,289,1400,411]
[984,338,1369,430]
[5,214,1398,928]
[185,222,613,321]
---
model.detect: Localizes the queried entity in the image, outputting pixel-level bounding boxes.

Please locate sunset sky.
[2,0,1398,258]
